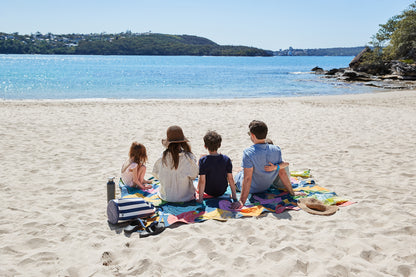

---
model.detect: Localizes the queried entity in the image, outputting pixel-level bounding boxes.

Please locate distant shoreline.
[274,46,367,56]
[1,31,365,56]
[0,32,272,56]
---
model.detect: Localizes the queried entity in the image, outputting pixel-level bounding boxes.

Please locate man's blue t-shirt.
[240,143,282,193]
[199,154,233,197]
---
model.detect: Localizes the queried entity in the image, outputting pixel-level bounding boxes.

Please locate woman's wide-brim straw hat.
[162,125,189,147]
[297,198,339,216]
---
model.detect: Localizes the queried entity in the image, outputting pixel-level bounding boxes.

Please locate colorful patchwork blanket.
[119,171,353,227]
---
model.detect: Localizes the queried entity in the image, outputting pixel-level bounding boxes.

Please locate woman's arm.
[151,157,162,179]
[186,153,199,179]
[264,161,289,172]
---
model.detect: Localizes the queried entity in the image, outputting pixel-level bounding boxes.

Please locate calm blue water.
[0,54,379,100]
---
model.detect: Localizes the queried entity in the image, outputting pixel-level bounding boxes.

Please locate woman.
[152,125,198,202]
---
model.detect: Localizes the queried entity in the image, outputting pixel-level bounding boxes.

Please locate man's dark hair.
[204,130,222,152]
[249,120,268,139]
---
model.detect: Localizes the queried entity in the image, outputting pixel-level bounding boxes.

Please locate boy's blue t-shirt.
[241,143,282,193]
[199,154,232,197]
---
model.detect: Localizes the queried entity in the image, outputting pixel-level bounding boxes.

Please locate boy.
[197,131,237,203]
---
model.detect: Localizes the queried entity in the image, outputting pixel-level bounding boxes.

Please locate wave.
[289,71,312,75]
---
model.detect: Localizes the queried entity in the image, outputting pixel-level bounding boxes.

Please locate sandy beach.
[1,90,415,276]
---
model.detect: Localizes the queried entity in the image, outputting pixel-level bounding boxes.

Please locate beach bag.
[107,197,156,224]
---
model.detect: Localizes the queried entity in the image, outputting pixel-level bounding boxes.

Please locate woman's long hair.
[162,141,192,169]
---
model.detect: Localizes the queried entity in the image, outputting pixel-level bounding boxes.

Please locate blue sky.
[0,0,414,50]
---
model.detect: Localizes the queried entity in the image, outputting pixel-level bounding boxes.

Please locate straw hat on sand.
[297,198,339,216]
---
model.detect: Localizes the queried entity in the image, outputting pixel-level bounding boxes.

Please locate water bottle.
[107,177,116,203]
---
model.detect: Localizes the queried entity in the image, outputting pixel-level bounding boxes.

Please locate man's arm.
[240,167,253,204]
[231,167,253,209]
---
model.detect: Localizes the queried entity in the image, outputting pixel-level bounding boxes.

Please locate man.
[231,120,304,209]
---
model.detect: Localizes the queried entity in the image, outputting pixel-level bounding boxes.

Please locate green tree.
[371,15,402,48]
[371,1,416,60]
[384,2,416,60]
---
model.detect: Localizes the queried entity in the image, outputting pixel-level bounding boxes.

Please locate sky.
[0,0,414,50]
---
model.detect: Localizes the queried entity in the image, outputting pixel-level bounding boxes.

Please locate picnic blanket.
[119,171,353,227]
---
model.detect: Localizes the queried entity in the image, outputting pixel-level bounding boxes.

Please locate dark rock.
[389,60,416,77]
[355,77,374,82]
[364,81,407,89]
[311,66,323,71]
[314,53,416,89]
[364,83,379,87]
[338,70,373,82]
[349,47,371,69]
[342,71,358,78]
[349,47,390,75]
[326,68,345,76]
[380,75,402,80]
[311,66,326,74]
[355,63,390,75]
[401,76,416,80]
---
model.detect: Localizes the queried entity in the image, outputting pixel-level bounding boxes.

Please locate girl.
[152,126,198,202]
[121,142,152,190]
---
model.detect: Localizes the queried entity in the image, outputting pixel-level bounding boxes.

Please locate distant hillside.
[274,46,367,56]
[0,32,273,56]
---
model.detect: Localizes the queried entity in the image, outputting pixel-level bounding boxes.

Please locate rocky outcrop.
[337,70,374,82]
[349,47,391,75]
[325,68,346,75]
[389,60,416,79]
[311,51,416,89]
[349,47,371,69]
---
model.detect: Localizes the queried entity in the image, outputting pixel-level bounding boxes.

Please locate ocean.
[0,54,380,100]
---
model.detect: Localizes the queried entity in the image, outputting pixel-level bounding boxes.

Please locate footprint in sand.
[101,251,113,266]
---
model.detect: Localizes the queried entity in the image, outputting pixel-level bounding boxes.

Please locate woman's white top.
[152,152,198,202]
[121,162,138,187]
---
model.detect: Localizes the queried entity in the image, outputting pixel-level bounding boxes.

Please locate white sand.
[1,90,415,276]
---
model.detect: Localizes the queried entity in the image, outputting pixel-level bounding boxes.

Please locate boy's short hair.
[204,131,222,152]
[249,120,268,139]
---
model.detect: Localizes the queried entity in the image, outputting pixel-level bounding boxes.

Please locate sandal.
[139,221,165,238]
[124,219,146,233]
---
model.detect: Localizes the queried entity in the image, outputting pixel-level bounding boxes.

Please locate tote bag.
[107,197,155,224]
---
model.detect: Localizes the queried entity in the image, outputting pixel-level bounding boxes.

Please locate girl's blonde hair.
[129,142,148,165]
[122,142,148,173]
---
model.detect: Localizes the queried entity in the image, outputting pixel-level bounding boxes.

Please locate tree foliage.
[371,1,416,60]
[0,32,272,56]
